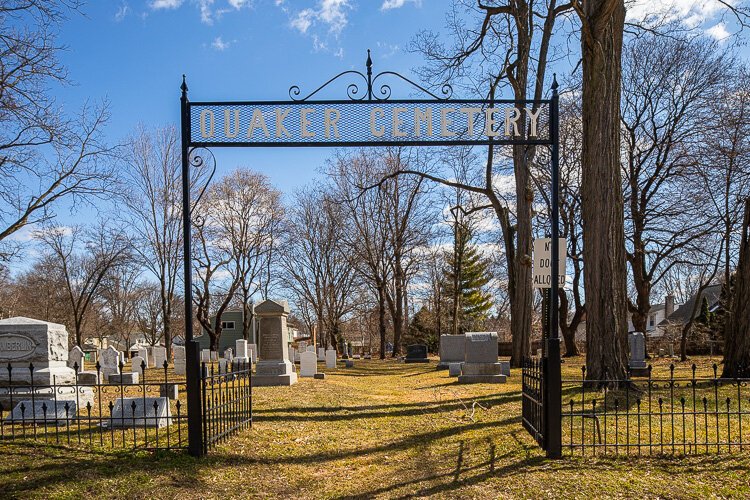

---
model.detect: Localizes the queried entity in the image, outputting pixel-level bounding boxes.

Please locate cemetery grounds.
[0,356,748,499]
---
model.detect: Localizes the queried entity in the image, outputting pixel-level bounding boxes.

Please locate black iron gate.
[179,50,561,456]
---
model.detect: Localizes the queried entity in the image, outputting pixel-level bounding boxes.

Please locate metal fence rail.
[201,359,253,454]
[562,364,750,455]
[0,361,187,451]
[522,357,545,447]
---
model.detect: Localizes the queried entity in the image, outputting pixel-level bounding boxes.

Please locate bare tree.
[622,33,725,336]
[723,199,750,377]
[36,223,131,346]
[0,1,117,259]
[281,184,358,352]
[99,264,144,352]
[123,126,185,357]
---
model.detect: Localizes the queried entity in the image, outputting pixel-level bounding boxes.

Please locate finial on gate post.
[181,74,188,98]
[366,49,373,101]
[551,73,558,96]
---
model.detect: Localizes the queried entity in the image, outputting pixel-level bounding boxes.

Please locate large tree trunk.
[723,200,750,377]
[580,0,629,381]
[378,283,387,360]
[559,288,581,357]
[391,261,405,357]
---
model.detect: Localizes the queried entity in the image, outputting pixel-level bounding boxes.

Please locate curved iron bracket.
[288,49,452,102]
[188,146,217,215]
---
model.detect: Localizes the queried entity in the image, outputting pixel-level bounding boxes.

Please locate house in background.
[657,284,724,336]
[626,294,676,337]
[196,309,257,352]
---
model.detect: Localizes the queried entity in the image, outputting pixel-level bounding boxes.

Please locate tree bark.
[580,0,629,381]
[378,282,387,360]
[723,199,750,377]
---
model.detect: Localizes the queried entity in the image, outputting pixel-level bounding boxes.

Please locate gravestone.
[99,346,121,382]
[109,397,172,428]
[325,349,337,369]
[628,332,649,377]
[160,383,179,400]
[6,400,78,424]
[68,346,85,371]
[313,373,326,380]
[458,332,506,384]
[437,335,466,369]
[200,349,211,363]
[298,341,307,352]
[248,343,257,364]
[173,346,186,376]
[131,356,146,377]
[210,351,219,362]
[152,346,167,369]
[218,358,228,374]
[224,348,234,361]
[0,317,76,386]
[76,371,99,385]
[109,372,139,384]
[405,344,429,363]
[137,346,149,365]
[233,339,250,370]
[364,354,372,360]
[288,346,296,364]
[499,360,511,377]
[252,299,297,386]
[317,347,326,361]
[448,362,462,377]
[299,351,317,377]
[307,345,316,353]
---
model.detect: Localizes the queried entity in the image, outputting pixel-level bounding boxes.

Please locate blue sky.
[54,0,451,195]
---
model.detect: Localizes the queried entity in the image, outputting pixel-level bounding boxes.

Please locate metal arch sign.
[183,50,556,148]
[188,99,552,148]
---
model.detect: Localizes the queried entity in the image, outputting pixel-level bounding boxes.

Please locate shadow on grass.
[252,392,522,422]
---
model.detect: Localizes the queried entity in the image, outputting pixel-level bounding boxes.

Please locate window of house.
[649,315,655,327]
[221,321,235,330]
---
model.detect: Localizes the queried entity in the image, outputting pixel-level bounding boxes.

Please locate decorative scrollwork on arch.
[371,71,453,101]
[289,70,368,101]
[188,146,217,215]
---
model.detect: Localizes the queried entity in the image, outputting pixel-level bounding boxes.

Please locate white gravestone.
[300,351,318,377]
[458,332,506,384]
[68,346,85,371]
[173,346,186,376]
[99,346,121,382]
[252,299,297,386]
[137,347,149,367]
[200,349,211,363]
[233,340,249,370]
[306,346,316,353]
[131,356,146,377]
[318,347,326,361]
[288,346,296,363]
[109,397,172,428]
[0,317,93,408]
[325,349,337,369]
[223,348,233,361]
[152,346,167,369]
[248,343,257,364]
[210,351,219,362]
[0,317,76,386]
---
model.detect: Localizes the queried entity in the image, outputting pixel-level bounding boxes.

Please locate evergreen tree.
[442,222,494,334]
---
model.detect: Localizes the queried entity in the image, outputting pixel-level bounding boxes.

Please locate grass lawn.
[1,356,749,499]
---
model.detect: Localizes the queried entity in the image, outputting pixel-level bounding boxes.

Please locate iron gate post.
[180,76,204,457]
[545,76,562,459]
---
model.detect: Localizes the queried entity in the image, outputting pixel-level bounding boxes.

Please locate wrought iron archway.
[179,50,561,458]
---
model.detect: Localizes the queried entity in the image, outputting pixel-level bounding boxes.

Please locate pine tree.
[442,222,494,334]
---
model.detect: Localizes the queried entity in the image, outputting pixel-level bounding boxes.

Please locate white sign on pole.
[532,238,567,288]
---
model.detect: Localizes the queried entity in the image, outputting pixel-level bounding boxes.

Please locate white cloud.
[115,2,130,21]
[289,0,351,35]
[150,0,183,9]
[381,0,421,11]
[211,36,231,50]
[626,0,726,27]
[291,8,315,33]
[228,0,250,7]
[706,21,730,40]
[199,0,215,24]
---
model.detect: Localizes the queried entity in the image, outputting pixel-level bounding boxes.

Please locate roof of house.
[658,284,723,326]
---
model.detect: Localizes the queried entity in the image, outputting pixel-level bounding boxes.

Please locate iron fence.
[522,356,545,447]
[0,361,187,451]
[562,364,750,455]
[201,359,253,454]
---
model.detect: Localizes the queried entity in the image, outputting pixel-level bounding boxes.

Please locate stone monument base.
[458,362,507,384]
[629,364,649,377]
[252,360,298,387]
